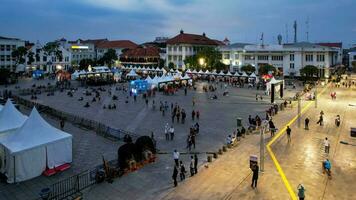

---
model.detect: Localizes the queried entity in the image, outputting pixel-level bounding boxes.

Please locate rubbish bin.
[236,118,242,127]
[351,128,356,137]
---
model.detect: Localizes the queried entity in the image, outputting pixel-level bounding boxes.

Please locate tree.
[168,62,175,69]
[300,65,319,80]
[11,46,28,64]
[27,51,35,65]
[79,58,94,70]
[352,61,356,72]
[240,64,256,73]
[101,49,118,67]
[258,64,276,75]
[184,47,227,71]
[43,42,63,62]
[159,58,165,68]
[0,68,11,85]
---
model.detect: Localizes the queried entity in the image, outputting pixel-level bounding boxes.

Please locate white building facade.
[349,51,356,68]
[220,42,342,78]
[0,36,25,72]
[26,41,72,73]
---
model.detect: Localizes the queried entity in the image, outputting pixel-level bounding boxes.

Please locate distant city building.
[348,51,356,68]
[25,41,72,73]
[119,46,161,67]
[96,40,138,60]
[220,42,342,78]
[142,36,170,64]
[166,30,224,69]
[0,36,25,72]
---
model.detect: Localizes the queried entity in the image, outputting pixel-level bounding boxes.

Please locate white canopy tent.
[126,69,140,78]
[249,72,257,78]
[186,69,192,73]
[241,72,248,77]
[226,71,232,76]
[0,108,72,183]
[0,99,27,134]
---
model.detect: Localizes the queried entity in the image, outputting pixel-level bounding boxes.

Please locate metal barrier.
[12,95,140,141]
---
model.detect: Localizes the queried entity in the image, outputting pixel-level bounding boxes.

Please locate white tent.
[226,71,232,76]
[126,69,139,77]
[182,74,191,80]
[186,69,192,73]
[145,76,152,84]
[192,69,198,74]
[218,71,225,76]
[0,108,72,183]
[241,72,248,77]
[233,72,241,77]
[0,99,27,134]
[198,70,204,74]
[205,70,211,75]
[249,72,257,78]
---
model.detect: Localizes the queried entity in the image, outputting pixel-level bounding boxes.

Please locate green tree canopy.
[79,58,95,70]
[101,49,118,67]
[27,51,35,65]
[11,46,28,64]
[184,47,227,71]
[240,64,256,73]
[43,42,63,62]
[300,65,319,79]
[0,68,11,85]
[258,64,277,75]
[352,61,356,72]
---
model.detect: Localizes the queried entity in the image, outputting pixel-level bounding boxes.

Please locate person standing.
[196,110,200,120]
[190,156,195,177]
[170,125,175,140]
[297,184,306,200]
[317,114,323,126]
[251,163,259,188]
[60,119,65,130]
[192,110,195,121]
[286,126,291,142]
[179,161,186,181]
[304,117,310,130]
[184,87,187,96]
[173,150,180,166]
[181,109,186,124]
[324,137,330,154]
[269,120,276,137]
[194,154,198,174]
[172,165,178,187]
[165,123,169,141]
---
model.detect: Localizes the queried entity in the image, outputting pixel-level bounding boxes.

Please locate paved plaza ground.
[0,78,304,200]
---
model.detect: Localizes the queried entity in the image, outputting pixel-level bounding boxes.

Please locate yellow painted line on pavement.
[266,85,329,200]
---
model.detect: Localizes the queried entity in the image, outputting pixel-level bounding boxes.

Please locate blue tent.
[32,69,44,79]
[129,80,148,94]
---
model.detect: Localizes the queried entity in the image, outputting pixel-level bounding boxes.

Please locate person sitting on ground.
[112,104,116,109]
[84,102,90,108]
[103,105,106,109]
[92,97,96,102]
[108,104,112,109]
[211,94,218,100]
[323,159,331,176]
[226,135,232,145]
[78,97,84,101]
[112,95,118,100]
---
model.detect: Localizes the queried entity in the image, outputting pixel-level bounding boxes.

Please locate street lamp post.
[298,96,301,128]
[260,120,268,172]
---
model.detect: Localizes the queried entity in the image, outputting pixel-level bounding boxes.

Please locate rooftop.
[97,40,138,49]
[120,46,160,58]
[166,30,219,46]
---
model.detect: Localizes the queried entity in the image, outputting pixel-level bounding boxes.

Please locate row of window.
[167,46,204,52]
[72,54,93,59]
[0,45,16,51]
[168,55,183,61]
[0,55,15,61]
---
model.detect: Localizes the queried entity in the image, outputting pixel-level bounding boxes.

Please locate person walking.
[190,156,195,177]
[297,184,306,200]
[194,154,198,174]
[196,110,200,120]
[60,119,65,130]
[286,126,291,142]
[165,123,169,141]
[251,163,259,188]
[324,137,330,154]
[172,165,178,187]
[170,125,175,140]
[304,117,310,130]
[269,120,276,137]
[317,114,323,126]
[171,112,175,123]
[192,110,195,121]
[184,87,187,96]
[181,109,186,124]
[179,161,186,181]
[173,150,180,166]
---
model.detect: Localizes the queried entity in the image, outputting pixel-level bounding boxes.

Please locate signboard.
[71,45,89,49]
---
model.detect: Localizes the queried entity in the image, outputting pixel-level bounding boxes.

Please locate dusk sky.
[1,0,355,46]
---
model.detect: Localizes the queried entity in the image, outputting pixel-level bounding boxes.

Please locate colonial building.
[26,41,72,73]
[166,30,223,69]
[119,46,161,67]
[0,36,25,72]
[96,40,138,59]
[220,42,342,78]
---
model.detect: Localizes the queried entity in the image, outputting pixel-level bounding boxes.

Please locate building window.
[0,45,4,51]
[235,54,239,59]
[0,55,4,61]
[272,56,283,61]
[290,54,294,61]
[257,55,268,60]
[12,45,16,50]
[178,55,182,61]
[245,55,254,60]
[168,47,172,51]
[317,54,325,62]
[305,54,313,62]
[223,54,230,59]
[6,55,11,61]
[178,46,182,52]
[173,46,177,51]
[6,45,10,51]
[290,63,295,69]
[43,56,47,62]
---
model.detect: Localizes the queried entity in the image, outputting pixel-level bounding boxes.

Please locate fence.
[12,95,139,141]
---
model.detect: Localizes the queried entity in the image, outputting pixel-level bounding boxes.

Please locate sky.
[0,0,355,46]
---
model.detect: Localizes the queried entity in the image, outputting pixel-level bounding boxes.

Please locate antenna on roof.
[285,23,288,43]
[293,20,297,43]
[306,16,309,42]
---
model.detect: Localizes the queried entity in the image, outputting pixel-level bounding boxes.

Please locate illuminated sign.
[71,45,89,49]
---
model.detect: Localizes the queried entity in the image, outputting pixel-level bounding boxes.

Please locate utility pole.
[260,120,268,172]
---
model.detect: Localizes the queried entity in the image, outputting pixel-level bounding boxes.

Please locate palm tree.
[11,46,28,65]
[43,42,63,72]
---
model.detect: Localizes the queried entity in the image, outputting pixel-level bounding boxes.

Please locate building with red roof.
[166,30,224,69]
[96,40,138,60]
[119,46,161,67]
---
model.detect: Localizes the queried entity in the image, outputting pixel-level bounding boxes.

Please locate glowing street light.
[199,58,205,67]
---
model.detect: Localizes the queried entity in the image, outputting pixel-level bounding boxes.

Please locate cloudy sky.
[1,0,355,46]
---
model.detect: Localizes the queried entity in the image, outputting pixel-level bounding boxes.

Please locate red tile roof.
[120,46,160,58]
[97,40,138,49]
[317,43,342,48]
[166,32,219,46]
[68,38,108,45]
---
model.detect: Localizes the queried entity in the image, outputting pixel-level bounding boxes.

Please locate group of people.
[172,150,198,187]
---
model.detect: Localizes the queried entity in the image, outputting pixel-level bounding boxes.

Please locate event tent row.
[145,73,191,86]
[122,66,164,72]
[0,100,72,183]
[186,69,257,78]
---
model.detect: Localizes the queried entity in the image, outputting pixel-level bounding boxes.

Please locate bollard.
[207,155,212,162]
[218,148,223,155]
[213,153,218,158]
[222,146,227,152]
